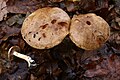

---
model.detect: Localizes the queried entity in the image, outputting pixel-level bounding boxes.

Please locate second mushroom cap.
[69,13,110,50]
[21,7,70,49]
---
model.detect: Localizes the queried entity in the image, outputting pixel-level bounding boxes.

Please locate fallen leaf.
[84,54,120,80]
[78,0,108,12]
[114,0,120,7]
[0,26,20,44]
[6,0,43,14]
[0,0,8,21]
[49,0,63,2]
[6,14,25,26]
[109,32,120,45]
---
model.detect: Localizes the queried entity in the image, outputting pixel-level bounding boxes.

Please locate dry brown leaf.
[6,0,43,14]
[0,26,20,44]
[84,54,120,80]
[109,32,120,45]
[49,0,63,2]
[0,0,8,21]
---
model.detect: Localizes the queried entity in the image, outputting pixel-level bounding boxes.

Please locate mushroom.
[21,7,70,49]
[69,13,110,50]
[8,46,37,67]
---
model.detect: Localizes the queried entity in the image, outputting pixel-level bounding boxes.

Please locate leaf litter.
[0,0,8,21]
[0,0,120,80]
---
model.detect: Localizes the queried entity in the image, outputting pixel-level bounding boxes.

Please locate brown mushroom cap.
[21,7,70,49]
[69,13,110,50]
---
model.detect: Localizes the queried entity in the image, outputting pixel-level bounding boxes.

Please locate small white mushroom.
[69,13,110,50]
[8,46,37,67]
[21,7,70,49]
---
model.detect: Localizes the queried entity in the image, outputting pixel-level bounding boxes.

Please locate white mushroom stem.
[13,51,34,67]
[8,47,36,67]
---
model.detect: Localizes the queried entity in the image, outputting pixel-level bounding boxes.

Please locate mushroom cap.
[21,7,70,49]
[8,46,20,60]
[69,13,110,50]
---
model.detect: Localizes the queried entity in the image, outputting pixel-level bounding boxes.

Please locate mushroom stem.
[13,51,34,67]
[8,46,37,67]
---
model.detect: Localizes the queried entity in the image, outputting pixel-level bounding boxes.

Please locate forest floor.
[0,0,120,80]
